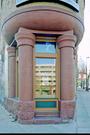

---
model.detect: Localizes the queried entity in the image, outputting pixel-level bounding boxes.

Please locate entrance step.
[35,111,60,117]
[33,116,62,124]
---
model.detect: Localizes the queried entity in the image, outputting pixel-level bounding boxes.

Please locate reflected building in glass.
[0,0,85,124]
[35,59,56,97]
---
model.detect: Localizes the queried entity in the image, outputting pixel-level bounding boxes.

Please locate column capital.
[7,46,16,57]
[57,34,77,49]
[15,27,35,47]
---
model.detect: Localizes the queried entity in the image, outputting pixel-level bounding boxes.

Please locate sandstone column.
[7,47,16,98]
[15,28,35,124]
[57,34,77,120]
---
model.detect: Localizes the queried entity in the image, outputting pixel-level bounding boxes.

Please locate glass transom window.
[35,42,56,54]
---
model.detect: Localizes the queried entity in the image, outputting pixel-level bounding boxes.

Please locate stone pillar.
[15,28,35,124]
[57,34,77,121]
[74,47,78,90]
[7,47,16,98]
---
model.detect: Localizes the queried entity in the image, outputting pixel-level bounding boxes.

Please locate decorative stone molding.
[2,5,84,45]
[57,34,77,49]
[7,46,16,57]
[15,28,36,47]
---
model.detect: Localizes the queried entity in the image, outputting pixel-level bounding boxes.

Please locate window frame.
[33,36,60,99]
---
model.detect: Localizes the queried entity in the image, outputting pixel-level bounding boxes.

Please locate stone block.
[59,100,76,120]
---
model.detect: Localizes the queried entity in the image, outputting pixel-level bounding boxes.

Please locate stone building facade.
[0,0,85,124]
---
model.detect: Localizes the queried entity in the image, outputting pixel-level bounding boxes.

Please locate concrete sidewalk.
[0,89,90,133]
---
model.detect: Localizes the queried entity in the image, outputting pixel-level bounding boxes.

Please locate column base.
[59,100,76,121]
[17,101,35,124]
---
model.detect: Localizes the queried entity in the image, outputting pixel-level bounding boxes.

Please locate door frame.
[33,35,60,111]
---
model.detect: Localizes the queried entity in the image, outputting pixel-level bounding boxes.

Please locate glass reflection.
[35,58,56,98]
[35,42,56,54]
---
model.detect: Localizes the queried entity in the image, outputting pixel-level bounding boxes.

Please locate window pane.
[35,58,56,98]
[35,42,56,54]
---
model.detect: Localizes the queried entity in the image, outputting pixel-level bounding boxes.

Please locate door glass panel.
[35,58,56,98]
[35,42,56,54]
